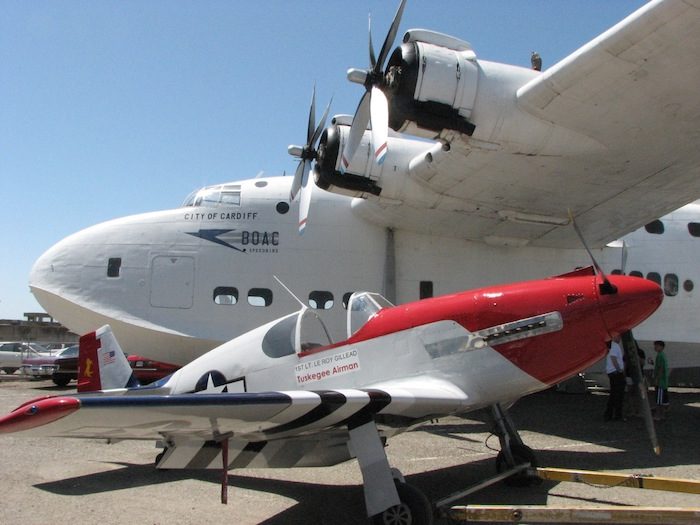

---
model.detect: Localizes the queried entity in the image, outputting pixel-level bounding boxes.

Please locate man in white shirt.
[604,336,626,421]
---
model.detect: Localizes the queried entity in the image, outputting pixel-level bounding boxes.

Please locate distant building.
[0,313,78,344]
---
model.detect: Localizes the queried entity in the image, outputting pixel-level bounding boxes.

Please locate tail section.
[78,325,140,392]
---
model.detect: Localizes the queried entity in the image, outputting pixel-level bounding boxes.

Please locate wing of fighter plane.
[0,379,468,456]
[314,0,700,249]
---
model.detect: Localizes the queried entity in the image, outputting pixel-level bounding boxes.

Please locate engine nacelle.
[313,123,382,199]
[385,29,478,137]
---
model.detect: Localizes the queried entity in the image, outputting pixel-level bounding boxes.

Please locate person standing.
[652,340,670,420]
[605,336,626,421]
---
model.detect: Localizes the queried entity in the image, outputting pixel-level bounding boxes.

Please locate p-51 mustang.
[0,268,661,523]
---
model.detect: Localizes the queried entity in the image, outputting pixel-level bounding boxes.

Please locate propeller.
[341,0,407,173]
[569,210,660,455]
[568,210,617,294]
[288,87,331,234]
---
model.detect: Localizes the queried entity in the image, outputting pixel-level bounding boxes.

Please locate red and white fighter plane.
[0,268,661,523]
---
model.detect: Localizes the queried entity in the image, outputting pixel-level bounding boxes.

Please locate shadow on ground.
[35,388,700,524]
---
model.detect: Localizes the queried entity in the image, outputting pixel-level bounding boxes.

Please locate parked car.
[0,342,51,375]
[22,345,78,379]
[127,356,179,384]
[51,350,178,386]
[51,346,80,386]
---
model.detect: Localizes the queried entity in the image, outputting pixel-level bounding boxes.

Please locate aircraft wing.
[392,0,700,248]
[0,380,468,468]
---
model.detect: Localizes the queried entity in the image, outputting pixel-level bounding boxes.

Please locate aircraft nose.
[599,275,663,337]
[29,223,100,320]
[29,236,72,300]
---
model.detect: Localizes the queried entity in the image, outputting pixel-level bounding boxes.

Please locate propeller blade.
[290,159,305,201]
[370,86,389,165]
[569,210,614,291]
[341,90,371,173]
[298,161,312,234]
[375,0,407,73]
[621,332,661,455]
[368,14,377,70]
[311,97,332,148]
[307,86,317,144]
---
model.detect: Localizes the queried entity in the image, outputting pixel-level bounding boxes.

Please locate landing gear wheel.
[52,374,71,387]
[370,481,434,525]
[496,443,542,487]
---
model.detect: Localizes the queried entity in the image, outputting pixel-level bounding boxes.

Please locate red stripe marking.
[375,142,387,160]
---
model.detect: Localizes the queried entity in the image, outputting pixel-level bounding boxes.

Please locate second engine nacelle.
[385,29,479,137]
[314,122,383,199]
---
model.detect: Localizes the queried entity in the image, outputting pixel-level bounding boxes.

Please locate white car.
[0,342,50,374]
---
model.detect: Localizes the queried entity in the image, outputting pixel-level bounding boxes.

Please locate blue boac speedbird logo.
[186,229,281,253]
[186,229,247,252]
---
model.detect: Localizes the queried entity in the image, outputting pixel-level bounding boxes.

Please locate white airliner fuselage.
[29,176,700,366]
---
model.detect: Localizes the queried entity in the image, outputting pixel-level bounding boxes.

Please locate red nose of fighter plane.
[597,274,663,338]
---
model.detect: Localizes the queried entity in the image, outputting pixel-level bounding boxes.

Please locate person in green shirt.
[652,340,669,420]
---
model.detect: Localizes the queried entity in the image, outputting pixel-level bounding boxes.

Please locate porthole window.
[309,291,334,310]
[213,286,238,305]
[629,271,643,278]
[611,269,624,275]
[420,281,434,299]
[255,180,268,188]
[688,223,700,237]
[664,274,679,297]
[248,288,273,307]
[107,258,122,278]
[684,280,694,293]
[276,201,290,214]
[646,272,661,286]
[644,220,665,235]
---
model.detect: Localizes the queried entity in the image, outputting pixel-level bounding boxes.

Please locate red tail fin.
[77,325,138,392]
[78,330,102,392]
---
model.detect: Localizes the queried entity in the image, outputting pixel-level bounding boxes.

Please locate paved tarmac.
[1,376,699,524]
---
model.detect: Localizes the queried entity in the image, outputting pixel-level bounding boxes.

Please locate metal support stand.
[221,438,229,505]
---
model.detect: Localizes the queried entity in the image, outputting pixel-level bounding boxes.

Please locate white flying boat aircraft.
[28,0,700,365]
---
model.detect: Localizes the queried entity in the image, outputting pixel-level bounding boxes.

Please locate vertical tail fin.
[78,325,140,392]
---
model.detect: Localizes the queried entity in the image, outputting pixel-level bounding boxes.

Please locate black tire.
[52,374,71,387]
[496,442,542,487]
[370,481,433,525]
[2,367,18,375]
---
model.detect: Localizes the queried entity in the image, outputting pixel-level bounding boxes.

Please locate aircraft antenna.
[273,275,307,309]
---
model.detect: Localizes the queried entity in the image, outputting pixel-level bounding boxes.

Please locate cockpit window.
[182,184,241,208]
[346,292,394,338]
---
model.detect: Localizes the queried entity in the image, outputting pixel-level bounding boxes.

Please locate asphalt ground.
[1,376,699,524]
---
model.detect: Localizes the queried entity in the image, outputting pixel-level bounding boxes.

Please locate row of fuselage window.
[214,287,353,310]
[213,282,435,310]
[611,270,693,297]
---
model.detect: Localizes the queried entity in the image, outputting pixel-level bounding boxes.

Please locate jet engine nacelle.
[385,29,479,138]
[314,120,383,199]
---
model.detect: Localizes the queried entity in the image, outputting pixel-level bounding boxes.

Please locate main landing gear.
[491,403,541,487]
[349,419,435,525]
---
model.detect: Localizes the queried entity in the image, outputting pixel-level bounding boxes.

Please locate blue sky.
[0,1,646,320]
